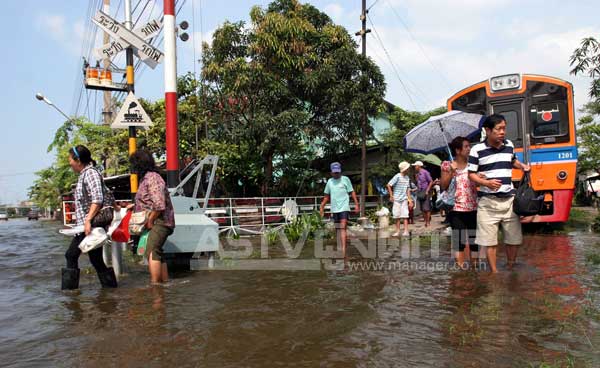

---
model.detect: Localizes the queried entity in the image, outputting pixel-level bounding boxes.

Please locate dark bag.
[82,168,115,228]
[513,172,543,216]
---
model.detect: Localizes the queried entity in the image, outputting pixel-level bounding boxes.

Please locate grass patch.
[585,252,600,265]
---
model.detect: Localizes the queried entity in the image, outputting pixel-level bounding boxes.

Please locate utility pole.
[124,0,138,196]
[101,0,112,126]
[356,0,371,218]
[164,0,180,188]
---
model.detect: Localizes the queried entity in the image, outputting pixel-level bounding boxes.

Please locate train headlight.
[557,171,568,180]
[490,74,521,92]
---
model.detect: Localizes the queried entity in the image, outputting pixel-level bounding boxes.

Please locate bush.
[592,214,600,233]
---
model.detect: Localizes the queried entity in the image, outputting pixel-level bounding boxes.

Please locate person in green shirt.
[319,162,360,252]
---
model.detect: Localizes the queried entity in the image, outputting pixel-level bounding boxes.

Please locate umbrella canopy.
[403,110,484,159]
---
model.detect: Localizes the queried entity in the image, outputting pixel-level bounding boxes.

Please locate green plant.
[283,212,327,242]
[585,252,600,265]
[592,214,600,233]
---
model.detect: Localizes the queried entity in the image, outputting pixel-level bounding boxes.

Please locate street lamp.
[35,92,71,121]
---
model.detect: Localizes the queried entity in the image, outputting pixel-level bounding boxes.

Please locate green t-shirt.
[324,176,354,213]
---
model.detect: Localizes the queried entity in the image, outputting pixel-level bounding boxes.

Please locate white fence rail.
[62,195,384,234]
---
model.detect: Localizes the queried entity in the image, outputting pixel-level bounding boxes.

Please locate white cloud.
[36,14,85,56]
[363,1,599,112]
[38,14,67,40]
[323,3,344,22]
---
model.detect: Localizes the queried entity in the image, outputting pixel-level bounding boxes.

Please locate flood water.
[1,218,599,367]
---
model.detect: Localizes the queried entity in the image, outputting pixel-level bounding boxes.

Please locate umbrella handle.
[438,120,454,161]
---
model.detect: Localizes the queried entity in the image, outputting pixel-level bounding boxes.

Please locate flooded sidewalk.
[1,216,599,367]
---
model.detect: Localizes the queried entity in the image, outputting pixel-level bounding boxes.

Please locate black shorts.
[448,211,479,252]
[418,197,431,212]
[332,211,349,223]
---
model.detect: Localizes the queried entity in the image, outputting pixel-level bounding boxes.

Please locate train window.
[530,102,568,138]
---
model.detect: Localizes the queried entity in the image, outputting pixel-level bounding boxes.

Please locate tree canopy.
[30,0,393,205]
[200,0,386,195]
[571,37,600,173]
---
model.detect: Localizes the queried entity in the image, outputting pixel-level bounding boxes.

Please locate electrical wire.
[366,15,418,110]
[367,0,382,11]
[383,0,453,92]
[365,42,430,108]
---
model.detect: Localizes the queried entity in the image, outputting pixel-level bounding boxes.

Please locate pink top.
[441,161,477,212]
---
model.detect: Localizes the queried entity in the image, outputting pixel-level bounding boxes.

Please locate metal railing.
[62,195,385,234]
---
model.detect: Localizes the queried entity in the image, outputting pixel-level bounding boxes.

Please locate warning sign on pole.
[111,92,153,129]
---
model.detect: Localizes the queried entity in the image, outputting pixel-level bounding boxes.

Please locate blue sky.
[1,0,599,204]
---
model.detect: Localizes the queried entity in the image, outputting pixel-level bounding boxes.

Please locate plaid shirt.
[74,165,104,226]
[135,171,175,228]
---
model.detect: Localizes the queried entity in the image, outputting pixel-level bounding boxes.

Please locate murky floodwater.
[1,218,599,367]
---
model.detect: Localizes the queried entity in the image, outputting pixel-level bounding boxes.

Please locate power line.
[384,0,454,92]
[367,0,382,11]
[365,42,430,108]
[366,15,418,110]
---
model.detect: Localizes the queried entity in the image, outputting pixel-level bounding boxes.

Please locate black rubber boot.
[97,267,118,288]
[61,268,80,290]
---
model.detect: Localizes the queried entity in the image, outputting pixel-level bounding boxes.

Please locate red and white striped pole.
[164,0,179,187]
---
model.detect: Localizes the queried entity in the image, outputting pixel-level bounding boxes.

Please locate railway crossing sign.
[94,18,162,63]
[111,92,153,129]
[92,10,164,69]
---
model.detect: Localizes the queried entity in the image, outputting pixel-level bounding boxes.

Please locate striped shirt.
[387,173,410,202]
[468,139,516,197]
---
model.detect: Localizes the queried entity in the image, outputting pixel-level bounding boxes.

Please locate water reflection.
[1,220,599,367]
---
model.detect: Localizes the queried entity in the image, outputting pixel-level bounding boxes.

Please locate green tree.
[575,101,600,173]
[201,0,386,195]
[570,37,600,174]
[371,106,447,178]
[29,117,128,209]
[570,37,600,103]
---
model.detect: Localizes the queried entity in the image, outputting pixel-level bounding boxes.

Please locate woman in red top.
[440,137,479,270]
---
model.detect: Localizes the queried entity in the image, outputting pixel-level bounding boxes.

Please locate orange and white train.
[448,73,577,223]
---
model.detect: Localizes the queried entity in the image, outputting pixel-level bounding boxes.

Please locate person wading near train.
[467,114,530,273]
[440,137,479,270]
[62,145,117,289]
[413,161,434,227]
[319,162,360,252]
[386,161,414,237]
[129,150,176,284]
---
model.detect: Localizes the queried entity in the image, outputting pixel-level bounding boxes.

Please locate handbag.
[78,227,108,253]
[129,210,150,235]
[136,229,150,256]
[435,177,456,211]
[82,168,115,228]
[513,172,543,216]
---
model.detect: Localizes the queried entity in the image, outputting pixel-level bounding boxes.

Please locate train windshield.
[529,102,569,138]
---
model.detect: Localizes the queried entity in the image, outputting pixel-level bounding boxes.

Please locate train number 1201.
[558,152,573,159]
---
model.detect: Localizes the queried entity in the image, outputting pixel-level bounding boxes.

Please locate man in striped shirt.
[468,114,530,273]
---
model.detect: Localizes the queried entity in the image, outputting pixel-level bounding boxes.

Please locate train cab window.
[530,102,568,138]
